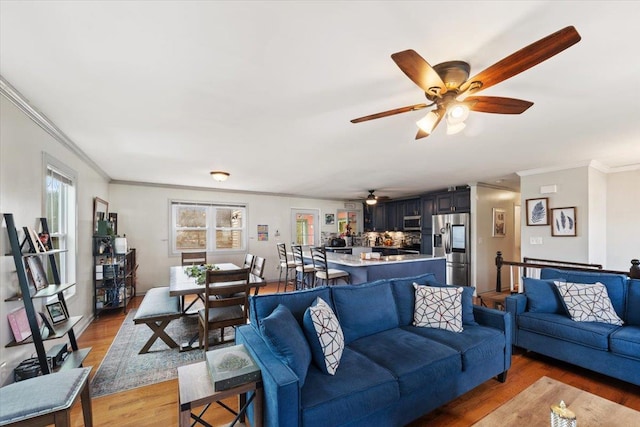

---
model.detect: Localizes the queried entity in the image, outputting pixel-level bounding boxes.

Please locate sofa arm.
[472,306,512,371]
[235,325,301,427]
[505,294,526,346]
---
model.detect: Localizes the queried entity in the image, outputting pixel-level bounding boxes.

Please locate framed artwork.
[26,257,49,292]
[492,208,506,237]
[325,213,335,225]
[46,301,68,324]
[526,197,549,226]
[93,197,109,234]
[551,207,577,236]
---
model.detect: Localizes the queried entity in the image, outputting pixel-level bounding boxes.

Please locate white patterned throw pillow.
[308,297,344,375]
[413,284,463,332]
[554,281,623,325]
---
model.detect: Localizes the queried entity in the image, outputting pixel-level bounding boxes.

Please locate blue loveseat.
[236,273,512,427]
[505,268,640,386]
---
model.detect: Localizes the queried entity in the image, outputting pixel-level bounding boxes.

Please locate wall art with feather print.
[526,198,549,226]
[551,207,577,236]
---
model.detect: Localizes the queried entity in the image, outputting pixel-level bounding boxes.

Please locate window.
[44,154,77,297]
[291,209,319,246]
[170,201,247,254]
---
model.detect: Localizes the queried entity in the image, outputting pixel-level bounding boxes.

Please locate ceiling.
[1,1,639,201]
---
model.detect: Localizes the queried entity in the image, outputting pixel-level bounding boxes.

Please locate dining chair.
[198,268,251,350]
[277,243,296,292]
[310,245,350,286]
[181,251,207,266]
[291,244,316,290]
[250,256,266,296]
[243,253,255,270]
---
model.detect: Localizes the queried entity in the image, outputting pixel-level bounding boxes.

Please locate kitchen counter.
[305,252,445,284]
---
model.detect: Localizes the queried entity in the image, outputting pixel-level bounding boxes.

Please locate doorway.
[291,209,319,246]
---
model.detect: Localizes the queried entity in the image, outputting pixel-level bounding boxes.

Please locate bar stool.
[276,243,296,292]
[310,246,350,286]
[291,244,316,290]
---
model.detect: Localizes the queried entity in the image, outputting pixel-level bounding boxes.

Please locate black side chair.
[276,243,296,292]
[291,244,316,290]
[310,246,350,286]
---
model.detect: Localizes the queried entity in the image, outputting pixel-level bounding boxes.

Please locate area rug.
[90,309,233,397]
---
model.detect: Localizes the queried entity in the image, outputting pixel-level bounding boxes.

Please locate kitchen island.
[306,252,445,285]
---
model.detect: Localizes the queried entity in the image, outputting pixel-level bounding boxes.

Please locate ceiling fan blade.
[465,96,534,114]
[391,50,448,97]
[459,26,581,94]
[351,103,428,123]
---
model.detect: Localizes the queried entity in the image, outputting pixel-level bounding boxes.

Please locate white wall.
[520,166,591,263]
[606,169,640,270]
[587,167,607,265]
[108,183,348,294]
[520,164,639,271]
[0,96,109,384]
[470,185,520,294]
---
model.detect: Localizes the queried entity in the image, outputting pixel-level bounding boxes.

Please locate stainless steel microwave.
[403,216,421,230]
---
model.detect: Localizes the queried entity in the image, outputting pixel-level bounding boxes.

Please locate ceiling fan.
[351,26,581,139]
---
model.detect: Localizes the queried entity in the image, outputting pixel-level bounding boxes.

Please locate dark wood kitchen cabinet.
[364,203,387,232]
[435,188,470,213]
[385,202,399,231]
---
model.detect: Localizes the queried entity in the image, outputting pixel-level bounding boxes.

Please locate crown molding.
[0,75,110,180]
[516,160,640,177]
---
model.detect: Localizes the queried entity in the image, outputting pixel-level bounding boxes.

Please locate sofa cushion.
[627,279,640,326]
[250,286,331,331]
[523,277,564,313]
[390,273,437,325]
[609,326,640,361]
[303,297,344,375]
[390,273,476,326]
[413,284,463,332]
[332,280,399,344]
[403,324,505,371]
[554,281,623,325]
[348,328,461,396]
[540,268,627,317]
[517,312,619,350]
[427,280,478,326]
[300,347,399,427]
[260,304,312,386]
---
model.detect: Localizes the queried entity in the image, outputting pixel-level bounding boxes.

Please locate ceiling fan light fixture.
[416,110,441,134]
[210,171,230,182]
[446,103,470,124]
[365,190,378,205]
[446,121,466,135]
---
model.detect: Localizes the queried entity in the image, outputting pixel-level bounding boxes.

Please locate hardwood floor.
[69,282,640,426]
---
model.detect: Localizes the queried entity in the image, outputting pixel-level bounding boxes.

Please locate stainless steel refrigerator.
[432,213,471,286]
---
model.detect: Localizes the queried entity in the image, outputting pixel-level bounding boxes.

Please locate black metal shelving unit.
[93,235,136,317]
[3,213,91,375]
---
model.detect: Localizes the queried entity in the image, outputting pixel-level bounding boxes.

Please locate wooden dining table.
[168,264,266,351]
[169,264,266,301]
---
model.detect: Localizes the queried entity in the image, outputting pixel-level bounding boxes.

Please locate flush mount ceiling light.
[365,190,378,205]
[210,171,230,182]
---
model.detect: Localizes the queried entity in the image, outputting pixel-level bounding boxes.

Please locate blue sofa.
[236,273,512,427]
[505,268,640,386]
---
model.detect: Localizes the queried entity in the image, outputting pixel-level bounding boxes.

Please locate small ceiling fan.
[351,26,581,139]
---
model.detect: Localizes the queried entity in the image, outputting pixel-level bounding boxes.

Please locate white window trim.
[42,152,77,299]
[169,199,248,256]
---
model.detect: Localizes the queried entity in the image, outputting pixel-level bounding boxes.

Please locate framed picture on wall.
[525,197,549,226]
[551,207,577,236]
[492,208,506,237]
[325,213,335,225]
